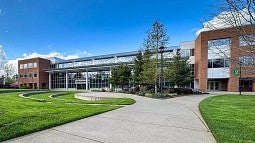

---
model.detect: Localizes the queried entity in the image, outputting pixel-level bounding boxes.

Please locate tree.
[140,50,157,85]
[165,50,192,87]
[4,63,15,84]
[110,64,131,89]
[205,0,255,75]
[142,20,170,93]
[132,51,144,85]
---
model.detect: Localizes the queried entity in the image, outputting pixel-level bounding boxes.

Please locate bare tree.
[204,0,255,75]
[4,63,15,78]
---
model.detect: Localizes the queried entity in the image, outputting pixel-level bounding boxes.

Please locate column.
[49,73,51,90]
[109,67,112,89]
[66,71,68,90]
[86,69,88,90]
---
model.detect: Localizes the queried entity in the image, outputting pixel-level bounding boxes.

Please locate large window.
[239,34,255,46]
[208,38,230,59]
[240,56,254,66]
[208,58,229,68]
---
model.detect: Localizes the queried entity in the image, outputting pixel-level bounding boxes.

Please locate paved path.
[5,92,218,143]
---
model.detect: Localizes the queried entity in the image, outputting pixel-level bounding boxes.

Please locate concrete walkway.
[5,92,219,143]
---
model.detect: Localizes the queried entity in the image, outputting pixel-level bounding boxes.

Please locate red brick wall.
[18,58,50,89]
[195,25,255,92]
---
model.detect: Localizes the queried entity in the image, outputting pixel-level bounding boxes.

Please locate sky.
[0,0,217,60]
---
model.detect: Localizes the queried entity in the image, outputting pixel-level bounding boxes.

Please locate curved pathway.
[5,92,218,143]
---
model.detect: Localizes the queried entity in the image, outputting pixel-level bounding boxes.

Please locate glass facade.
[48,48,193,90]
[50,71,110,89]
[208,38,230,68]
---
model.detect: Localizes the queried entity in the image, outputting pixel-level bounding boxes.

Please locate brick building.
[195,25,255,92]
[18,58,50,89]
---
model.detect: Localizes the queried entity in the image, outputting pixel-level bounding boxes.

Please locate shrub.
[20,85,30,89]
[138,91,146,96]
[145,93,153,98]
[173,88,193,95]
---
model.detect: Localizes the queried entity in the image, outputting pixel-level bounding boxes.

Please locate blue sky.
[0,0,215,61]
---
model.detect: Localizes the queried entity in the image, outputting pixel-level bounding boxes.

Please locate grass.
[0,90,135,142]
[199,94,255,143]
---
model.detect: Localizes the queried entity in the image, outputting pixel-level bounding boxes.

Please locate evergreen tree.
[165,50,192,87]
[110,64,131,89]
[140,50,157,85]
[133,51,144,85]
[142,20,170,93]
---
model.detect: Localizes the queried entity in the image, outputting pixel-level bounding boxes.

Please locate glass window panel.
[208,59,213,68]
[33,62,37,68]
[239,34,255,46]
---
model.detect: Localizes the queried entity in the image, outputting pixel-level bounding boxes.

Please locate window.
[240,81,244,87]
[208,59,213,68]
[28,63,33,68]
[208,58,228,68]
[224,58,230,67]
[208,38,230,59]
[190,49,194,56]
[34,73,37,77]
[20,64,23,69]
[190,64,194,76]
[213,59,224,68]
[249,81,253,87]
[239,34,255,46]
[33,62,37,68]
[240,56,254,66]
[23,64,27,69]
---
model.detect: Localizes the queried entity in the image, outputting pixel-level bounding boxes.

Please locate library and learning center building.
[18,25,255,92]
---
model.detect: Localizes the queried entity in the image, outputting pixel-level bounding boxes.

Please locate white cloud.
[0,50,92,76]
[196,8,255,35]
[0,45,6,61]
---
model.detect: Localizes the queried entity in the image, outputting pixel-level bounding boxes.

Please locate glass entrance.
[77,84,86,90]
[207,81,219,91]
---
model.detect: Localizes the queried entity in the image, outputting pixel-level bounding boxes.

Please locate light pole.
[159,46,165,98]
[239,61,242,95]
[31,72,34,89]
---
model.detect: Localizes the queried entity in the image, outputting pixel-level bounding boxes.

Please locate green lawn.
[0,90,135,142]
[199,95,255,143]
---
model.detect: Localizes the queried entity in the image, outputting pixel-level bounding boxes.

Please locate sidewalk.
[5,92,217,143]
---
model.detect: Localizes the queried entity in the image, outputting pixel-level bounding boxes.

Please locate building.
[18,58,50,89]
[195,25,255,92]
[18,25,255,92]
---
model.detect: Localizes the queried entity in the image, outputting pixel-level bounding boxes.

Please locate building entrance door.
[207,81,219,91]
[77,84,86,90]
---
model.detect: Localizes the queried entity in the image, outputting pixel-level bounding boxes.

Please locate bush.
[138,91,146,96]
[173,88,193,95]
[20,85,30,89]
[145,93,153,98]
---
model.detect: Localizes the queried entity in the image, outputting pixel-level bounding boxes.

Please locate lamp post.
[239,61,242,95]
[159,46,165,98]
[30,72,34,89]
